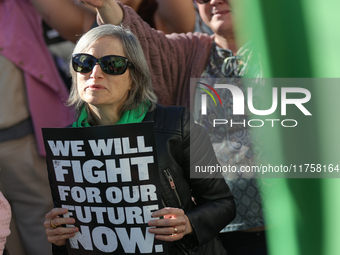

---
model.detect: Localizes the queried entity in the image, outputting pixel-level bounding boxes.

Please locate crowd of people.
[0,0,267,255]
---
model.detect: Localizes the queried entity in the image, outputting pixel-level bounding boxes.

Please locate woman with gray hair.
[43,24,236,255]
[68,24,157,124]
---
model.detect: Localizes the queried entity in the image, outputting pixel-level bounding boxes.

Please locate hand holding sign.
[148,208,193,241]
[44,208,79,246]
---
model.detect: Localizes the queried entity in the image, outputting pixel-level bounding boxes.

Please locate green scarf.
[72,102,150,127]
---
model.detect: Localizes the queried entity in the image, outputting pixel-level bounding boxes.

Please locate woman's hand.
[81,0,123,25]
[44,208,79,246]
[147,208,193,241]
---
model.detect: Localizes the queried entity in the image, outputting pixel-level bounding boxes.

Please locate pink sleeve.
[0,192,11,254]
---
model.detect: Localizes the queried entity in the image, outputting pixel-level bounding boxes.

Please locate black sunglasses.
[196,0,210,4]
[72,53,133,75]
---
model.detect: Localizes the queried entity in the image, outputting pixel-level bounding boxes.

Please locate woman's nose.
[90,63,104,79]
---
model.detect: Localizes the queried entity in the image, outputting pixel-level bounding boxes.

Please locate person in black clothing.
[43,24,236,255]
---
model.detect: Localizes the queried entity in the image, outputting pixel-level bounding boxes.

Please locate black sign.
[43,122,168,255]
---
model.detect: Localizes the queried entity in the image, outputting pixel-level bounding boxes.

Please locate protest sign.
[43,122,168,255]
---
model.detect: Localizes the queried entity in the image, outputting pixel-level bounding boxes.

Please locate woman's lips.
[86,85,106,90]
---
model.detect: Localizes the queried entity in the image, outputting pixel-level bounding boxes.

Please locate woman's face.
[77,37,132,113]
[197,0,233,36]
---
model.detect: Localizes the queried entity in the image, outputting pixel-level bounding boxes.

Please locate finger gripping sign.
[43,122,168,255]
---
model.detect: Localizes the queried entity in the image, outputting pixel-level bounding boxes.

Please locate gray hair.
[68,24,157,119]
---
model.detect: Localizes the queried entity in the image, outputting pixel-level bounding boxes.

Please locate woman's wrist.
[96,0,123,25]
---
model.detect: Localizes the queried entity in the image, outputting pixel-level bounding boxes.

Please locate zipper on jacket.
[163,168,182,208]
[161,198,166,208]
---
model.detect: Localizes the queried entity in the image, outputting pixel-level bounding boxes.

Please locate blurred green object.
[232,0,340,254]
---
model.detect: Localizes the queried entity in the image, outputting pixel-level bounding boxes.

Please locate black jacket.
[52,105,236,255]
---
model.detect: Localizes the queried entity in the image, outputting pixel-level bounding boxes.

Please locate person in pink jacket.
[0,1,74,254]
